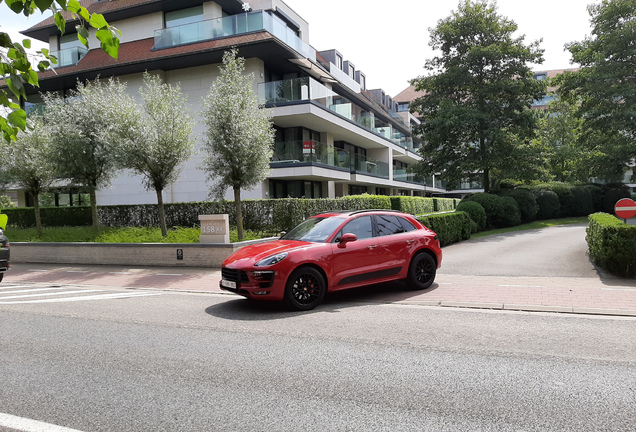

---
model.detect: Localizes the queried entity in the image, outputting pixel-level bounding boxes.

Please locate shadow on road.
[205,281,441,321]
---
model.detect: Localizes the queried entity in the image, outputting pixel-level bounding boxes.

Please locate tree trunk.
[156,188,167,237]
[234,186,243,241]
[33,192,42,236]
[483,168,490,193]
[90,188,99,233]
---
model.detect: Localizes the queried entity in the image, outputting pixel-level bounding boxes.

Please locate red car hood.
[223,239,318,267]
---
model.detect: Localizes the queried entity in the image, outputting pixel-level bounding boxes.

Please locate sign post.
[614,198,636,223]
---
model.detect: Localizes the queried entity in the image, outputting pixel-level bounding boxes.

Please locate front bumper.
[219,267,288,301]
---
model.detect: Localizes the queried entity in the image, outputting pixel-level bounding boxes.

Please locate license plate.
[221,279,237,289]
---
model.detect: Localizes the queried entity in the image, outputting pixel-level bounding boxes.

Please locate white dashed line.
[1,292,162,304]
[0,412,84,432]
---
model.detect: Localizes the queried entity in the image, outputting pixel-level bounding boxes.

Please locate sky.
[1,0,595,96]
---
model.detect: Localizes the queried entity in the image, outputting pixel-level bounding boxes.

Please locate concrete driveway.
[439,223,599,278]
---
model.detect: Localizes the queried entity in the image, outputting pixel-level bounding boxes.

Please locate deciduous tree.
[122,73,195,237]
[556,0,636,181]
[201,49,274,240]
[410,0,546,192]
[43,77,137,231]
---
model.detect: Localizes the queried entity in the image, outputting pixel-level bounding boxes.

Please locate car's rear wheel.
[284,267,326,311]
[407,252,436,290]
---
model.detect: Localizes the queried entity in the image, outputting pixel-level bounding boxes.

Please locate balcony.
[271,140,349,171]
[259,77,415,151]
[50,47,88,68]
[393,169,433,187]
[154,10,315,61]
[270,141,389,179]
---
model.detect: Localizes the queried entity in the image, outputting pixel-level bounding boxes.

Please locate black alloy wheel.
[284,267,326,311]
[407,252,436,290]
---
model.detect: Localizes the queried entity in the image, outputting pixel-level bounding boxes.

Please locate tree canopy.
[1,0,120,142]
[410,0,546,192]
[201,49,274,240]
[555,0,636,181]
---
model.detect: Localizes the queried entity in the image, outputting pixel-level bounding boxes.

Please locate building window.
[348,185,368,195]
[533,73,547,81]
[59,33,84,50]
[165,6,203,28]
[270,180,322,198]
[397,102,409,112]
[335,54,343,70]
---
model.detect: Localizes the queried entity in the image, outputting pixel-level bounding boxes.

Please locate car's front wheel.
[407,252,436,290]
[284,267,326,311]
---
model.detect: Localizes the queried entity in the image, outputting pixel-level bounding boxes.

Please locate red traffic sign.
[615,198,636,219]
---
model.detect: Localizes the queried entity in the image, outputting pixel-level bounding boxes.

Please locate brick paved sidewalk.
[4,263,636,317]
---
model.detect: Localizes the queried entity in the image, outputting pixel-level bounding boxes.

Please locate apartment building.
[12,0,444,207]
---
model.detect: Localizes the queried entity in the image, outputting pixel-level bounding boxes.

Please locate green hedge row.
[418,211,471,247]
[1,206,92,228]
[390,196,458,214]
[586,213,636,278]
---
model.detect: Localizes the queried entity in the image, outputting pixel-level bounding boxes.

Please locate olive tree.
[201,49,274,240]
[5,115,57,234]
[44,77,137,231]
[121,73,195,236]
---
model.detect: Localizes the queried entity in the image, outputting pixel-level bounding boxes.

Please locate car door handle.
[406,239,415,244]
[368,245,377,250]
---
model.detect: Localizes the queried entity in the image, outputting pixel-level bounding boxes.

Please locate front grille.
[221,267,249,284]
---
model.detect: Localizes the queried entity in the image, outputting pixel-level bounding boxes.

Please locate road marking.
[67,270,89,273]
[602,287,636,292]
[0,289,103,300]
[156,273,183,276]
[0,412,84,432]
[0,287,68,294]
[108,272,133,275]
[0,285,33,290]
[0,292,162,304]
[499,284,548,288]
[27,269,49,272]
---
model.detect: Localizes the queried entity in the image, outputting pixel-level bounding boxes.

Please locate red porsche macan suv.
[220,209,442,311]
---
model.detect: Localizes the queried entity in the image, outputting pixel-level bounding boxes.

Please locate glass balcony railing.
[393,169,433,187]
[259,77,415,151]
[270,141,389,179]
[353,154,389,178]
[434,179,484,190]
[50,47,88,68]
[154,11,315,61]
[271,140,349,170]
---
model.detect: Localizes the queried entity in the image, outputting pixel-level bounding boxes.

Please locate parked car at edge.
[220,210,442,310]
[0,228,9,283]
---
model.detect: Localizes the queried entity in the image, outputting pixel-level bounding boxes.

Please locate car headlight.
[255,252,288,267]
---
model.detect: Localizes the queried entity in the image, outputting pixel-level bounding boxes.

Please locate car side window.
[397,216,417,232]
[340,215,374,240]
[376,215,406,236]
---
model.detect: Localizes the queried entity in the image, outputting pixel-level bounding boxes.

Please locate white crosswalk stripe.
[0,284,162,304]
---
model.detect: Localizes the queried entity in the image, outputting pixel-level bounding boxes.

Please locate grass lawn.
[471,217,589,238]
[5,226,276,243]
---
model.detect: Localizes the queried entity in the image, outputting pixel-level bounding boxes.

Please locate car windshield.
[281,217,345,242]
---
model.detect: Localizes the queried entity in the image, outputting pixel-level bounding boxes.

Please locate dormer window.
[335,53,343,70]
[534,72,547,81]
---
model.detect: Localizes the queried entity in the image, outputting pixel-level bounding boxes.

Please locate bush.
[0,195,15,209]
[3,206,92,228]
[602,186,632,214]
[418,211,471,247]
[500,189,538,224]
[532,190,560,220]
[456,201,486,232]
[571,186,594,216]
[586,213,636,278]
[462,193,520,229]
[584,184,604,213]
[434,198,458,212]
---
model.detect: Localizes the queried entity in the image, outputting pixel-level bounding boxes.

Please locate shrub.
[0,195,15,209]
[586,212,636,278]
[601,186,632,214]
[3,206,92,228]
[462,193,520,229]
[456,201,486,232]
[532,190,560,220]
[434,198,458,212]
[418,211,471,247]
[500,189,538,224]
[584,184,604,213]
[571,186,594,216]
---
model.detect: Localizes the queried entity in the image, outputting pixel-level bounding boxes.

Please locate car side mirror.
[337,232,357,248]
[279,231,287,238]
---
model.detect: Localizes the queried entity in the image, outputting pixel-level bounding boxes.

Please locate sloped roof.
[393,85,426,103]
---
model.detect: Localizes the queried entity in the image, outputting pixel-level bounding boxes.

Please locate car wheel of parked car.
[407,253,436,290]
[284,267,326,311]
[0,273,3,283]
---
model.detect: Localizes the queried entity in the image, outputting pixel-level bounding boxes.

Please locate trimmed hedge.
[2,206,92,228]
[499,188,538,223]
[462,193,520,229]
[390,196,435,215]
[586,213,636,278]
[418,211,471,247]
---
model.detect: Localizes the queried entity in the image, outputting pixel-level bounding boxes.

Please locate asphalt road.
[1,290,635,431]
[439,223,599,277]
